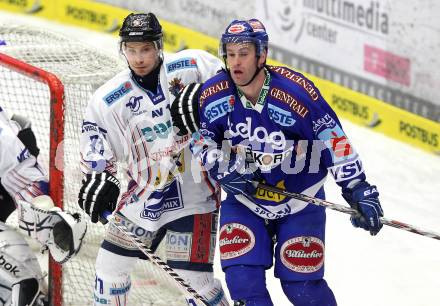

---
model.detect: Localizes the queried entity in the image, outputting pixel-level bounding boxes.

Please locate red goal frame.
[0,52,65,306]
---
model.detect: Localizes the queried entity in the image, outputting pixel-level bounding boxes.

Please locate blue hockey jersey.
[197,66,367,219]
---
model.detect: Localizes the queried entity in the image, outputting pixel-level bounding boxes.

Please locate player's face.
[123,41,160,77]
[226,43,262,86]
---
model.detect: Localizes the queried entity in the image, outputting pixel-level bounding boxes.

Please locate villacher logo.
[219,223,255,260]
[280,236,324,273]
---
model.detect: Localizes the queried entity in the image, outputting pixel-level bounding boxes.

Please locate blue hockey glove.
[342,181,383,236]
[207,151,256,197]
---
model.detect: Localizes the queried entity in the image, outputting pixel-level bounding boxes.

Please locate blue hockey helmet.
[219,19,269,58]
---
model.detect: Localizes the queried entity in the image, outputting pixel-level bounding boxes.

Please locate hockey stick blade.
[256,183,440,241]
[102,211,210,305]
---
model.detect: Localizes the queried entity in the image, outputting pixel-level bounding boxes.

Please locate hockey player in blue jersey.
[171,19,384,306]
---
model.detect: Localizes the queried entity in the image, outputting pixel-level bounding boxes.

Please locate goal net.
[0,24,186,306]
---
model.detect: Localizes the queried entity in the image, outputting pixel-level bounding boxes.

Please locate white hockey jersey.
[0,106,47,202]
[80,49,223,231]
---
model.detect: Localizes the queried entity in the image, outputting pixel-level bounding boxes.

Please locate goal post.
[0,24,186,306]
[0,51,65,306]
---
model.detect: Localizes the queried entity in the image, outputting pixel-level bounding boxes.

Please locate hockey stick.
[256,183,440,241]
[102,211,210,306]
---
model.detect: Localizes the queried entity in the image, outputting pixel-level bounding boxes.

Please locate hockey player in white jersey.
[78,12,228,305]
[0,106,87,306]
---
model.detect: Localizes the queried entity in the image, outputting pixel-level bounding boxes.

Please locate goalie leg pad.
[225,265,273,306]
[11,278,40,306]
[280,279,337,306]
[0,223,46,306]
[94,248,137,306]
[173,269,228,306]
[17,200,87,264]
[0,183,16,223]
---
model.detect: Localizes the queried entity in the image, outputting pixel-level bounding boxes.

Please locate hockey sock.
[94,271,130,306]
[94,248,137,306]
[281,279,337,306]
[173,269,228,306]
[225,265,273,306]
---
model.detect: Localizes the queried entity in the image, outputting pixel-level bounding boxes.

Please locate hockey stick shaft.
[102,211,210,306]
[256,183,440,241]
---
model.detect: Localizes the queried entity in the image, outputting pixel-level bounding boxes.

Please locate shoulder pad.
[267,87,310,120]
[165,54,199,74]
[199,71,231,108]
[101,79,134,106]
[268,66,321,102]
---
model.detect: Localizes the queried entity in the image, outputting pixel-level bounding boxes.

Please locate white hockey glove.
[17,196,87,264]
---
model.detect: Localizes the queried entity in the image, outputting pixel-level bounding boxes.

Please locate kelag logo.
[226,117,286,150]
